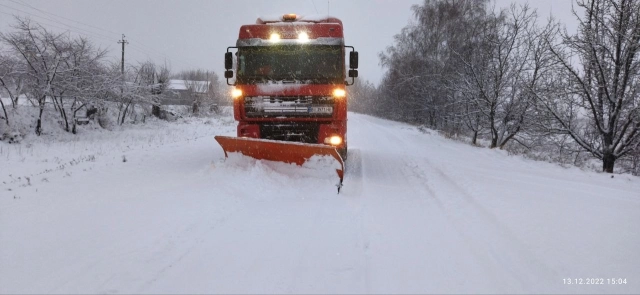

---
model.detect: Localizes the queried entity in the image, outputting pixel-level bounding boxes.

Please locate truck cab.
[223,14,358,159]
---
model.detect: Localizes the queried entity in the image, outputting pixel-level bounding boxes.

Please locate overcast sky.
[0,0,578,85]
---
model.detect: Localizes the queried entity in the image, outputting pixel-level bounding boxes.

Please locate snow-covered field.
[1,112,639,294]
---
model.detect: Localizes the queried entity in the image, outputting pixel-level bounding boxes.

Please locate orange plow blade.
[215,136,344,192]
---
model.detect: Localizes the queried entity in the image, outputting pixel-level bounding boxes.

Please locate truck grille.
[259,122,319,143]
[245,96,334,118]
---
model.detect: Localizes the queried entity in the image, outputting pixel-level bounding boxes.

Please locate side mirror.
[349,51,358,69]
[224,70,234,79]
[348,69,358,78]
[225,52,233,70]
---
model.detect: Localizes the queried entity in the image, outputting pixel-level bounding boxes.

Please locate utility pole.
[117,34,129,125]
[117,34,128,75]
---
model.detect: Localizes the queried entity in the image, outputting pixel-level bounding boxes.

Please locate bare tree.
[0,54,16,125]
[131,61,171,121]
[51,37,110,132]
[536,0,640,173]
[0,53,26,112]
[0,18,74,135]
[456,5,538,149]
[0,17,117,134]
[378,0,490,133]
[347,77,377,115]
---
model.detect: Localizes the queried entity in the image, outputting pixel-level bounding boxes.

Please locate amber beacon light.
[283,14,297,21]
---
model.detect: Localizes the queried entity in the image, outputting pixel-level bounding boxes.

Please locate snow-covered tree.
[347,78,377,115]
[0,18,65,135]
[0,53,26,112]
[0,17,120,134]
[378,0,490,134]
[456,5,538,149]
[536,0,640,173]
[130,61,171,121]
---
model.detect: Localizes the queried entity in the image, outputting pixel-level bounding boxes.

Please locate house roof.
[168,79,210,93]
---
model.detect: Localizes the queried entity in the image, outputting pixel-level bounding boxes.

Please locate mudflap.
[215,136,345,193]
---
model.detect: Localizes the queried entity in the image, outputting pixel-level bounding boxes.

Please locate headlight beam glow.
[231,88,243,99]
[333,88,346,98]
[298,32,309,42]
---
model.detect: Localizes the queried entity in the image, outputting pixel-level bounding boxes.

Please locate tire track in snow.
[343,148,372,292]
[136,213,236,292]
[350,113,565,292]
[381,119,561,291]
[134,166,266,292]
[342,148,364,197]
[408,155,565,293]
[350,115,490,292]
[286,197,336,292]
[345,147,374,292]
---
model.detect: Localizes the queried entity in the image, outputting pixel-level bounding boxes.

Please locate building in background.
[162,79,210,106]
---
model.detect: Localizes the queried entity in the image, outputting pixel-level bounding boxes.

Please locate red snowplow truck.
[215,14,358,191]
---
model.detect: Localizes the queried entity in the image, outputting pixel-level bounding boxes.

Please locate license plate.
[309,106,333,114]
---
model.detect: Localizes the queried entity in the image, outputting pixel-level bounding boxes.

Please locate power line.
[0,5,158,67]
[0,9,115,47]
[129,40,198,68]
[10,0,120,36]
[310,0,319,14]
[0,8,178,70]
[0,2,201,70]
[0,3,117,41]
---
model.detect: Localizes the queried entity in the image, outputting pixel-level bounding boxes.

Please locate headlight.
[231,88,242,99]
[270,33,281,42]
[298,32,309,42]
[333,89,346,98]
[325,136,342,146]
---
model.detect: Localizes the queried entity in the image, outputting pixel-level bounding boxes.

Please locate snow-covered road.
[1,113,639,294]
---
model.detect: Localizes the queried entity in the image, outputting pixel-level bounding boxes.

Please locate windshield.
[236,45,343,84]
